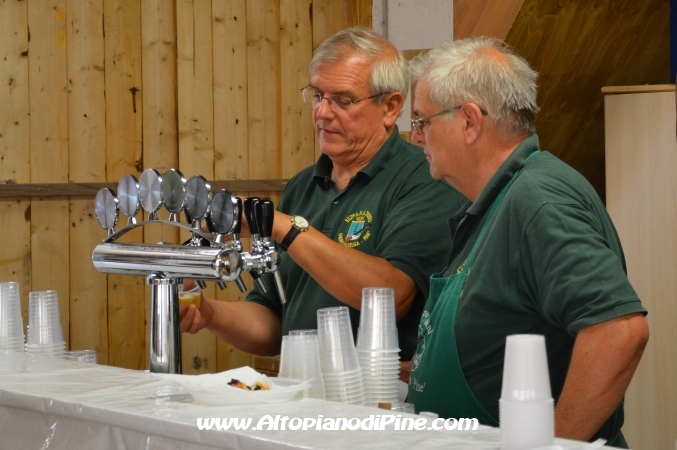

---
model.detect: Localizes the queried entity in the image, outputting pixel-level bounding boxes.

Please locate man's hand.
[179,299,212,334]
[555,313,648,441]
[399,360,412,383]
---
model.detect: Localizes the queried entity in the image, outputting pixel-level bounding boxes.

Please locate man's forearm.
[273,211,417,320]
[554,313,648,441]
[205,299,283,356]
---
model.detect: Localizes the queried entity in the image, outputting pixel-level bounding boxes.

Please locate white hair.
[410,37,539,136]
[310,27,409,103]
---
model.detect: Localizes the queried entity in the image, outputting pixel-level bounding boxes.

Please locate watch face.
[293,216,308,229]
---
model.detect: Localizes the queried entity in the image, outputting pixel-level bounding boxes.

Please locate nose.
[314,96,335,119]
[411,129,426,147]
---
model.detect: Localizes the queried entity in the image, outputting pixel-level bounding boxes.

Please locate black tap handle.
[233,197,243,235]
[259,199,274,239]
[244,197,260,236]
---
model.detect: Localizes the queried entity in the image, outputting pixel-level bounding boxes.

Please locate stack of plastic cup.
[279,329,326,399]
[499,334,554,450]
[25,290,66,357]
[356,287,400,407]
[64,349,97,364]
[317,306,365,405]
[0,282,25,352]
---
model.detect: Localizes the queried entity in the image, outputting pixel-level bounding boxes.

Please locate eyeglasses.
[411,105,488,135]
[300,85,389,112]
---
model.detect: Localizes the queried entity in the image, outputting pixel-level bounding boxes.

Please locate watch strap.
[279,225,302,251]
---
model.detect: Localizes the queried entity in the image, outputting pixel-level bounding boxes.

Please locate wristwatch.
[278,215,309,251]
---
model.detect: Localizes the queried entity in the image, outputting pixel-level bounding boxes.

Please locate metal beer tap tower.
[91,169,280,374]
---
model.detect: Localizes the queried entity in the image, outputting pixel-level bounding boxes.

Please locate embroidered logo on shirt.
[338,211,373,248]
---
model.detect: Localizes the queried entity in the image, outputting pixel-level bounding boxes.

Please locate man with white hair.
[407,37,648,447]
[180,27,464,378]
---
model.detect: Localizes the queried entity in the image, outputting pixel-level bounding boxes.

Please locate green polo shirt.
[246,129,465,360]
[439,134,645,443]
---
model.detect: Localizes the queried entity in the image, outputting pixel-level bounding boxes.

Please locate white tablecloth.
[0,352,611,450]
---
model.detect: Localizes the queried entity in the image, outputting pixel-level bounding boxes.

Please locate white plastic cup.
[501,334,552,401]
[499,334,554,450]
[499,398,554,450]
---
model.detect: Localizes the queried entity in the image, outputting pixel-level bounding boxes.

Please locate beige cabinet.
[604,85,677,450]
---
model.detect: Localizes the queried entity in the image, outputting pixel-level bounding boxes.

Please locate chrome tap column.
[148,273,181,374]
[92,169,283,374]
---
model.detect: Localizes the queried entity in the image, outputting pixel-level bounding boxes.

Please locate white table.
[0,352,609,450]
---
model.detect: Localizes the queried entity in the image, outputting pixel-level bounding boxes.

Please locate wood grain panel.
[177,0,215,178]
[605,89,677,450]
[0,0,31,321]
[454,0,525,39]
[212,0,248,181]
[311,0,345,50]
[104,0,143,178]
[66,0,108,360]
[28,0,71,346]
[103,0,145,369]
[346,0,371,29]
[280,0,314,177]
[505,0,670,201]
[0,0,30,184]
[246,0,281,181]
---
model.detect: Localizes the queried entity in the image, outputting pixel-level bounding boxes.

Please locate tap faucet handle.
[258,199,274,241]
[244,197,260,238]
[250,272,267,293]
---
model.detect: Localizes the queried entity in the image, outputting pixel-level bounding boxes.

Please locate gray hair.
[310,27,409,104]
[410,37,539,136]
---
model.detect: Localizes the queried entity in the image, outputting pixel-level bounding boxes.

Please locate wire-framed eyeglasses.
[300,85,389,112]
[411,105,488,135]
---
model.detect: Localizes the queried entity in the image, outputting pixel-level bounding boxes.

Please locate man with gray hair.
[407,37,648,446]
[180,27,464,379]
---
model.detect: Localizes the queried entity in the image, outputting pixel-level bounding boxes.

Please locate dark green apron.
[407,152,537,425]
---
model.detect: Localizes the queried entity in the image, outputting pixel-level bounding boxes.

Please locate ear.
[460,103,485,145]
[382,92,405,128]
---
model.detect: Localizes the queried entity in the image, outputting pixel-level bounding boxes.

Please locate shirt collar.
[312,126,403,186]
[466,134,541,217]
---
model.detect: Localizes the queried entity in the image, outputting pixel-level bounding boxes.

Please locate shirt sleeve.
[518,201,646,336]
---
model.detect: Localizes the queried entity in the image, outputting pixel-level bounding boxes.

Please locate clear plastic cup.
[64,349,97,363]
[357,287,399,351]
[0,282,24,351]
[501,334,552,401]
[317,307,361,374]
[26,290,65,351]
[279,332,325,399]
[389,402,415,413]
[178,284,201,308]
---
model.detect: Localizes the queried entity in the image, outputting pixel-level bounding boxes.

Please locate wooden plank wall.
[504,0,670,201]
[0,0,364,373]
[453,0,670,202]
